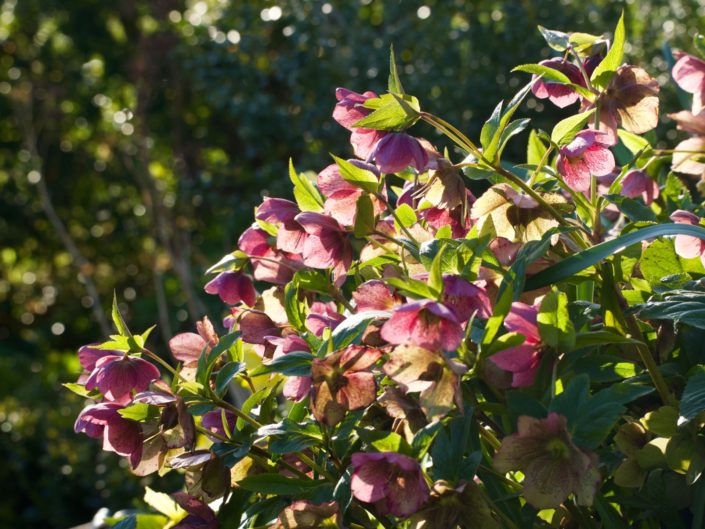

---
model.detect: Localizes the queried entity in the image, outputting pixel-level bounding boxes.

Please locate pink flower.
[371,133,429,174]
[350,452,430,517]
[490,302,543,388]
[317,162,383,226]
[204,271,257,306]
[238,226,302,285]
[620,170,659,205]
[85,354,160,404]
[531,59,586,108]
[672,51,705,112]
[74,402,143,466]
[305,301,345,337]
[556,130,615,192]
[311,345,381,426]
[268,334,313,402]
[380,300,464,352]
[169,317,218,366]
[333,88,378,130]
[671,210,705,265]
[255,197,307,254]
[294,212,352,287]
[352,280,400,312]
[77,343,120,372]
[441,275,492,322]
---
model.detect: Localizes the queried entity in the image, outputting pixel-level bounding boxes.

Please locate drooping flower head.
[531,59,586,108]
[85,354,160,404]
[352,280,400,312]
[672,51,705,112]
[670,210,705,265]
[204,271,257,306]
[317,162,382,227]
[380,299,464,352]
[294,212,352,287]
[490,301,543,388]
[494,413,600,509]
[620,169,659,205]
[371,133,429,174]
[333,87,388,159]
[74,402,143,467]
[350,451,430,517]
[556,130,615,192]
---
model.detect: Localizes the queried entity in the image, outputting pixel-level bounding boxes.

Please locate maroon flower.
[294,212,352,287]
[201,409,237,439]
[441,275,492,322]
[672,51,705,112]
[85,354,160,404]
[317,162,382,226]
[620,170,659,205]
[333,88,378,130]
[350,451,430,517]
[311,345,381,426]
[78,343,120,372]
[204,271,257,306]
[380,300,463,352]
[556,130,615,192]
[255,197,307,254]
[531,59,586,108]
[371,133,429,174]
[494,413,600,509]
[268,334,313,402]
[490,302,543,388]
[238,226,302,285]
[169,317,219,379]
[74,402,143,466]
[171,492,218,529]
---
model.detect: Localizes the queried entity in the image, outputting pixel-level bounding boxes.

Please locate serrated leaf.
[550,109,596,145]
[538,26,570,51]
[289,159,324,212]
[394,203,417,228]
[590,12,626,89]
[112,292,132,337]
[513,63,572,84]
[215,361,247,395]
[329,310,391,351]
[332,155,379,193]
[63,382,101,399]
[250,351,313,377]
[353,93,420,131]
[388,43,404,94]
[353,194,376,237]
[537,289,576,351]
[640,238,683,285]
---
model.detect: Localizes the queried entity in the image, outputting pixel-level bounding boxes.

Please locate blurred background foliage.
[0,0,703,527]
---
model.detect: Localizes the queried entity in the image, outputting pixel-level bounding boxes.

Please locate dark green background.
[0,0,699,527]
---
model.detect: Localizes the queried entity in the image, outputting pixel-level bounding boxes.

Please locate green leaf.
[680,367,705,424]
[357,428,411,454]
[395,203,417,228]
[118,402,156,422]
[353,93,420,131]
[250,351,313,377]
[524,223,705,291]
[428,244,446,294]
[237,474,327,495]
[62,382,101,399]
[538,26,570,51]
[143,487,183,520]
[215,361,247,395]
[605,193,656,222]
[550,109,596,145]
[513,63,572,84]
[293,269,333,295]
[618,129,651,155]
[289,159,324,212]
[284,282,306,332]
[353,193,376,237]
[332,155,379,193]
[329,310,391,351]
[632,289,705,330]
[695,34,705,59]
[537,289,576,351]
[640,238,683,285]
[590,12,626,89]
[482,81,534,163]
[386,277,440,300]
[574,331,643,348]
[388,43,404,94]
[112,292,132,337]
[527,129,548,166]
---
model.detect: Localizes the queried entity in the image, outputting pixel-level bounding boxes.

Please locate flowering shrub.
[68,16,705,529]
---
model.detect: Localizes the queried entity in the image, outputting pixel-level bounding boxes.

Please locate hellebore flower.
[169,317,219,379]
[238,226,302,285]
[311,345,381,426]
[305,301,345,337]
[493,413,600,509]
[590,65,660,144]
[295,212,352,287]
[333,88,388,160]
[408,480,500,529]
[317,162,383,226]
[74,402,143,466]
[201,409,237,440]
[441,275,492,322]
[672,51,705,112]
[352,280,400,312]
[204,271,257,306]
[668,109,705,136]
[171,492,218,529]
[350,451,430,517]
[671,136,705,178]
[85,354,160,404]
[670,210,705,265]
[371,133,429,174]
[268,334,313,402]
[272,500,342,529]
[620,169,660,205]
[255,197,306,254]
[556,130,615,192]
[490,302,543,388]
[531,59,586,108]
[78,343,121,373]
[383,344,466,421]
[380,299,464,352]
